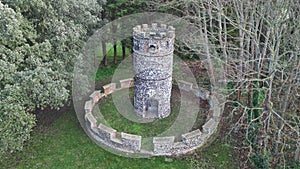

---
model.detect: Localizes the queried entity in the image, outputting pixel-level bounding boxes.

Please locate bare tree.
[150,0,299,167]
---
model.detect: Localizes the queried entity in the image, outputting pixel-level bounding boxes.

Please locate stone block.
[209,95,218,110]
[140,32,146,38]
[89,90,105,104]
[152,23,158,29]
[121,132,142,151]
[212,107,221,121]
[103,83,116,95]
[160,24,167,29]
[153,136,174,144]
[182,129,202,140]
[133,25,141,34]
[167,31,175,38]
[98,123,117,141]
[177,80,193,92]
[85,113,97,128]
[181,129,202,147]
[171,142,188,154]
[159,32,166,38]
[84,100,93,113]
[203,118,218,135]
[199,132,209,142]
[111,137,123,145]
[119,78,134,89]
[193,88,210,100]
[209,98,214,109]
[153,136,175,155]
[142,24,148,29]
[168,26,175,31]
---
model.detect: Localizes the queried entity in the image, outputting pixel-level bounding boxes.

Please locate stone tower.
[133,23,175,119]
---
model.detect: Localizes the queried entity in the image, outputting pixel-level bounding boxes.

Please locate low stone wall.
[84,100,93,113]
[121,132,142,151]
[89,90,105,104]
[192,87,210,100]
[97,123,117,142]
[120,78,134,88]
[177,80,193,92]
[83,79,223,156]
[103,83,116,95]
[153,136,175,155]
[171,129,209,155]
[96,123,142,152]
[85,112,97,128]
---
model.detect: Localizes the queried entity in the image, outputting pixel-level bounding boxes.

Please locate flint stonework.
[83,80,223,156]
[98,123,117,142]
[121,132,142,151]
[133,23,175,119]
[82,22,223,156]
[181,129,202,147]
[120,78,134,88]
[153,136,175,155]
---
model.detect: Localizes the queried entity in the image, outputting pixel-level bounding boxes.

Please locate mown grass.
[0,109,235,169]
[0,56,236,168]
[0,110,190,169]
[96,64,118,81]
[95,42,130,81]
[97,87,182,138]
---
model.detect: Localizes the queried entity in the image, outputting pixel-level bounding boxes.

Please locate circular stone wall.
[84,79,223,156]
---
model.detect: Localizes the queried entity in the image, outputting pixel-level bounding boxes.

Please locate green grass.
[0,110,189,169]
[95,42,131,81]
[97,88,182,137]
[198,142,234,168]
[96,64,117,81]
[0,109,236,169]
[97,42,131,65]
[0,60,236,168]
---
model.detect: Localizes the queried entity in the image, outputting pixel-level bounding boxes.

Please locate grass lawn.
[0,109,192,169]
[0,108,235,169]
[95,42,131,81]
[97,87,183,138]
[0,51,236,168]
[96,85,209,136]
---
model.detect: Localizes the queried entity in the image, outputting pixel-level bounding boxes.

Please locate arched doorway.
[145,98,158,118]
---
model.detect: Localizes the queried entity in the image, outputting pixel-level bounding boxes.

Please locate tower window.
[134,44,139,50]
[148,44,158,53]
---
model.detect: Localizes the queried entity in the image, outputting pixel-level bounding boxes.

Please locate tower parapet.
[133,23,175,56]
[133,23,175,119]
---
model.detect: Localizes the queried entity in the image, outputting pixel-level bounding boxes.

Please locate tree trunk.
[113,41,117,64]
[122,42,126,59]
[111,22,118,65]
[295,140,300,161]
[102,40,107,66]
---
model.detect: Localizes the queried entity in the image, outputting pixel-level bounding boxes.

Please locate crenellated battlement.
[133,23,175,55]
[133,23,175,40]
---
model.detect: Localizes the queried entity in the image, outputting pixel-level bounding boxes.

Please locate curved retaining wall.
[84,78,222,156]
